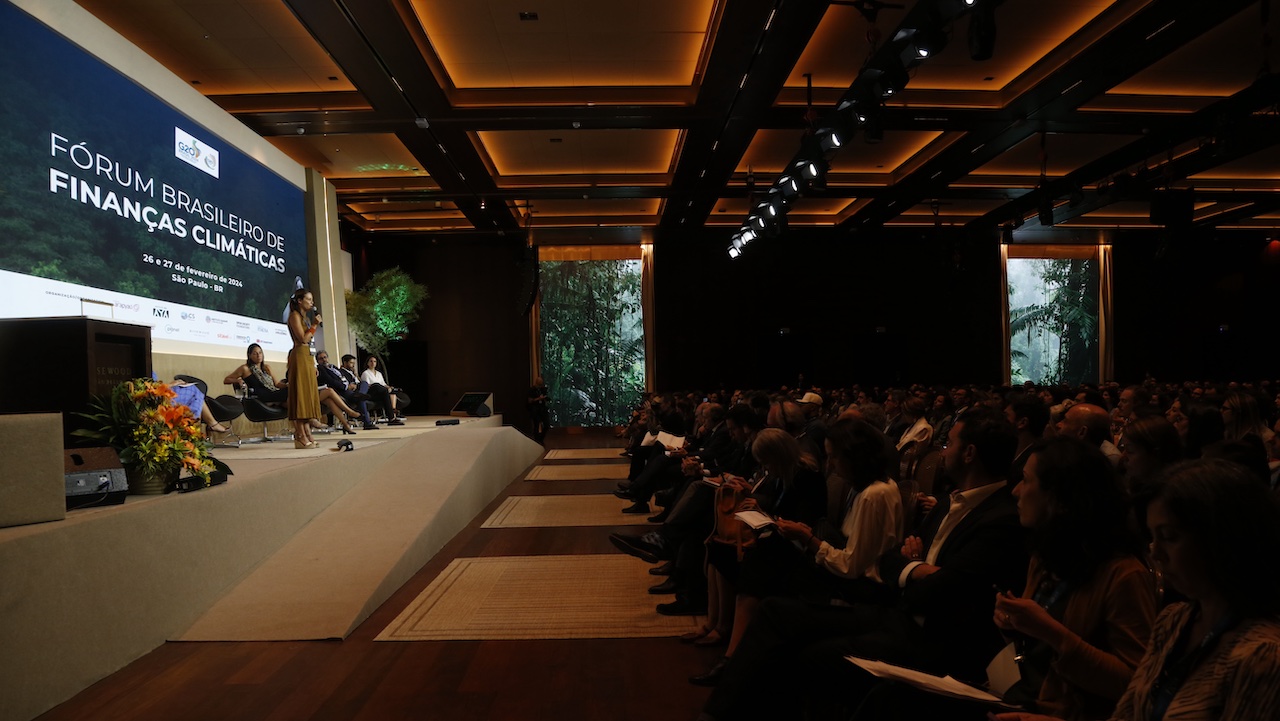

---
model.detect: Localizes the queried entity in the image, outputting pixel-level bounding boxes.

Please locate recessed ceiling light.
[550,138,563,143]
[328,76,338,81]
[519,11,539,21]
[190,80,201,85]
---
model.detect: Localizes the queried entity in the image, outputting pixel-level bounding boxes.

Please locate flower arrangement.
[74,378,230,493]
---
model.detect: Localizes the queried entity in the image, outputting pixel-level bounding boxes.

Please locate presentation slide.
[0,1,308,353]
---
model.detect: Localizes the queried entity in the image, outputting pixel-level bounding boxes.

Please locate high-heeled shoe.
[294,439,311,449]
[340,425,357,435]
[208,423,230,434]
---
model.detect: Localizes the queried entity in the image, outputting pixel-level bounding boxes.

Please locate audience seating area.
[606,378,1280,721]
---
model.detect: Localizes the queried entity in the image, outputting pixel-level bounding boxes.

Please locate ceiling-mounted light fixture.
[817,128,843,152]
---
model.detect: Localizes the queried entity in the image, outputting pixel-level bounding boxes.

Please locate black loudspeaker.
[435,418,460,426]
[1150,190,1194,228]
[450,392,494,417]
[64,447,128,510]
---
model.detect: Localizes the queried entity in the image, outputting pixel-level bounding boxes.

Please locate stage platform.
[0,416,544,721]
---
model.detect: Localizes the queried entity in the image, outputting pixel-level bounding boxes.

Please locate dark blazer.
[878,483,1029,680]
[317,363,350,392]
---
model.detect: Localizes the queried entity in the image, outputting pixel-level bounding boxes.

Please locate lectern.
[0,317,152,444]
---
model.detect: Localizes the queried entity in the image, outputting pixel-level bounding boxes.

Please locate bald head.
[1058,403,1112,446]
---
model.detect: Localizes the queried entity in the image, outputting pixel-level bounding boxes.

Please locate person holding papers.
[692,428,826,684]
[849,436,1157,720]
[690,418,902,686]
[697,407,1028,721]
[993,459,1280,721]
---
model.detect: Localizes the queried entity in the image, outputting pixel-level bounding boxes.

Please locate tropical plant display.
[1008,257,1099,386]
[74,378,230,491]
[539,259,645,426]
[345,267,429,363]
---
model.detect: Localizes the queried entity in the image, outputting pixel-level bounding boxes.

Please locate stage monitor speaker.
[435,418,460,426]
[64,447,128,510]
[0,413,66,527]
[1150,189,1194,228]
[450,392,494,417]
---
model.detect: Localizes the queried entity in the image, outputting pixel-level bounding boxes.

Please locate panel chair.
[173,374,243,448]
[241,397,291,443]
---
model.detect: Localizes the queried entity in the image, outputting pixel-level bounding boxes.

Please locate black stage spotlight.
[896,26,948,67]
[776,174,801,200]
[817,127,843,152]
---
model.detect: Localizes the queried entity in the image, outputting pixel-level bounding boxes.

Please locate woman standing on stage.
[286,288,323,448]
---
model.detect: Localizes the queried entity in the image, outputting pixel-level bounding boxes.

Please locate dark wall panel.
[361,235,532,430]
[1111,231,1279,383]
[652,226,1004,391]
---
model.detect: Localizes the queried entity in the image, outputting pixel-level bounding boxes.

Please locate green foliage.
[1008,258,1099,386]
[345,267,429,360]
[539,259,646,426]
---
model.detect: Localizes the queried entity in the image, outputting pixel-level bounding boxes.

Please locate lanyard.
[1147,606,1237,721]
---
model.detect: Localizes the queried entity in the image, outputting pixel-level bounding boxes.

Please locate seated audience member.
[698,407,1028,721]
[994,458,1280,721]
[316,351,376,430]
[858,436,1157,721]
[1120,416,1183,487]
[689,429,826,673]
[1057,403,1121,465]
[1005,391,1050,483]
[359,355,406,425]
[1171,402,1225,459]
[894,395,933,451]
[1221,391,1275,445]
[691,419,903,686]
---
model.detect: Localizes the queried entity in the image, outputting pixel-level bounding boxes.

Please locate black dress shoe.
[608,533,663,563]
[621,501,651,514]
[689,657,729,686]
[648,578,679,594]
[656,597,707,616]
[647,509,670,523]
[648,560,674,576]
[612,488,635,500]
[362,423,380,430]
[387,417,405,426]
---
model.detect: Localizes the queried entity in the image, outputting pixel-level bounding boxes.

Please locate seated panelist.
[317,351,376,431]
[224,343,287,403]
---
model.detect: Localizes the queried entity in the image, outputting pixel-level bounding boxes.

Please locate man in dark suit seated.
[698,406,1028,721]
[316,351,377,431]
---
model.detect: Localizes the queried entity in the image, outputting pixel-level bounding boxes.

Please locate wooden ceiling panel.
[970,133,1141,177]
[478,129,679,176]
[786,1,1116,92]
[833,132,945,174]
[267,134,429,178]
[411,0,715,89]
[1111,5,1272,97]
[529,199,662,217]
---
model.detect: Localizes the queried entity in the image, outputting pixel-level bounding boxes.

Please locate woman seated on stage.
[993,457,1280,721]
[170,379,231,435]
[360,355,406,425]
[224,343,362,434]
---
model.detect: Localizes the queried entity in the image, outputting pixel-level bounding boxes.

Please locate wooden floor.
[36,428,715,721]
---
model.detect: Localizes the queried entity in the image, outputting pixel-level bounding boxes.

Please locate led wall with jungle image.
[538,258,646,427]
[1007,248,1104,386]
